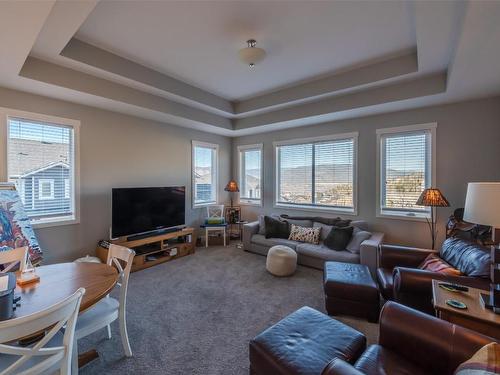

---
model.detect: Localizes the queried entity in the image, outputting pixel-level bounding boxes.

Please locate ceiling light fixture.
[238,39,266,68]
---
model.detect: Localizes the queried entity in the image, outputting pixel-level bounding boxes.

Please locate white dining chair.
[71,244,135,373]
[0,287,85,375]
[0,247,28,272]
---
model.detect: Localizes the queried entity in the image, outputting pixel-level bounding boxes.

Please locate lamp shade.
[463,182,500,227]
[224,180,239,193]
[416,188,450,207]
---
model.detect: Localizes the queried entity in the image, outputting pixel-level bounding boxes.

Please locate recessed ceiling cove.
[75,0,415,100]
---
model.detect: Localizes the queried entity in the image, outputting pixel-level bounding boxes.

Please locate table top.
[431,279,500,326]
[14,262,119,319]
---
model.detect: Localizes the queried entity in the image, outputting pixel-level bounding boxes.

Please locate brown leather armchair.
[322,301,496,375]
[377,237,490,314]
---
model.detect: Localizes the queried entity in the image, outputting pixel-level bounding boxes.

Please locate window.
[5,111,80,227]
[192,141,218,207]
[274,133,357,213]
[377,123,436,219]
[38,179,55,200]
[238,144,263,205]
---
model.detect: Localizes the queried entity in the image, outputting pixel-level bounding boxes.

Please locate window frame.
[38,179,55,200]
[238,143,263,207]
[376,123,437,221]
[273,133,358,215]
[0,108,81,228]
[191,140,219,208]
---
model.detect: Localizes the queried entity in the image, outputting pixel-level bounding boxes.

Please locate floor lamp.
[463,182,500,313]
[416,188,450,249]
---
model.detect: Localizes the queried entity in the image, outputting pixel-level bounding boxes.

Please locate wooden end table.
[431,279,500,339]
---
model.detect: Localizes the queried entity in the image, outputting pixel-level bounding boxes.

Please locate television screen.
[112,186,185,238]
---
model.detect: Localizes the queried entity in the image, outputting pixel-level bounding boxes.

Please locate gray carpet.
[80,245,378,374]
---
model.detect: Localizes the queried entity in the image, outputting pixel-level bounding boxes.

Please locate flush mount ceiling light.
[238,39,266,68]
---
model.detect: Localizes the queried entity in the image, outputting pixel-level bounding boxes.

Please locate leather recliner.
[322,301,496,375]
[377,237,490,314]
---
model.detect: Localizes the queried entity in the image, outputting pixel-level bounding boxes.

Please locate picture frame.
[225,206,241,224]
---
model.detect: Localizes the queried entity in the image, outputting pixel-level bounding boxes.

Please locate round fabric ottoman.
[266,245,297,276]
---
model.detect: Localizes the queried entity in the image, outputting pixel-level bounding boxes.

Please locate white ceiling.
[1,0,500,137]
[76,0,415,100]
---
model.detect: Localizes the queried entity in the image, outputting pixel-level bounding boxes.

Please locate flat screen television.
[112,186,185,238]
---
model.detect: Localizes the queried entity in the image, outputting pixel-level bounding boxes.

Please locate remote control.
[439,282,469,292]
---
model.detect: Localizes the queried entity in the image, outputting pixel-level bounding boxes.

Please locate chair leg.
[119,314,132,357]
[106,324,112,339]
[72,339,79,375]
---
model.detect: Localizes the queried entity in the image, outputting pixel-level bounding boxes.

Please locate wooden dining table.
[14,262,119,366]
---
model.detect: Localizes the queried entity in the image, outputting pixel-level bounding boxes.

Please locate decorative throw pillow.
[419,253,463,276]
[455,343,500,374]
[324,226,354,251]
[346,227,372,254]
[264,216,290,239]
[288,224,321,245]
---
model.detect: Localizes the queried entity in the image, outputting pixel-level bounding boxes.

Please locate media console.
[96,227,195,272]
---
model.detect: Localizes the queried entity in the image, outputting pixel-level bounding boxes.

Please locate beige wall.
[232,96,500,249]
[0,87,231,264]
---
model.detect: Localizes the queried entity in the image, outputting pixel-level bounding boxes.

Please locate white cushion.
[75,297,119,339]
[266,245,297,276]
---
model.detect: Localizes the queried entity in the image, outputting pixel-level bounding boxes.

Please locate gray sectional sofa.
[242,216,384,276]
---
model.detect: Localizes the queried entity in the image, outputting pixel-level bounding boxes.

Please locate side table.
[431,279,500,339]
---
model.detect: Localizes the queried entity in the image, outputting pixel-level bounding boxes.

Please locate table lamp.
[224,180,239,208]
[416,188,450,249]
[463,182,500,313]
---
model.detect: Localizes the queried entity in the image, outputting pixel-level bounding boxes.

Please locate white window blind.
[380,129,431,215]
[239,145,262,204]
[192,142,218,207]
[276,135,356,211]
[7,117,76,223]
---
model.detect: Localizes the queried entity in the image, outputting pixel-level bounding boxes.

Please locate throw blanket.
[279,214,351,227]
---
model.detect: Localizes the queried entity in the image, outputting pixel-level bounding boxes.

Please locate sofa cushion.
[264,216,290,239]
[440,237,490,277]
[288,224,321,244]
[296,243,360,263]
[324,226,354,251]
[351,220,369,231]
[258,214,280,235]
[313,222,333,241]
[346,227,372,254]
[419,253,463,276]
[251,234,299,250]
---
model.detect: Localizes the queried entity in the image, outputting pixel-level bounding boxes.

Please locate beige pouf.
[266,245,297,276]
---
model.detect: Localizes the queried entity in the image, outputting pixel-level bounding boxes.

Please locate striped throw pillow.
[455,343,500,374]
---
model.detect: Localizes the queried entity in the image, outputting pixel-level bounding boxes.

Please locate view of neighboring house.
[8,137,72,218]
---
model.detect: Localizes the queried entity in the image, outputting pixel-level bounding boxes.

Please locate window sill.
[238,200,262,207]
[31,215,80,229]
[275,203,357,216]
[377,210,430,222]
[193,202,217,209]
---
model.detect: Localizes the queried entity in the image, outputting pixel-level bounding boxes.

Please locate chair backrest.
[0,247,28,272]
[207,205,224,219]
[0,287,85,375]
[106,245,135,312]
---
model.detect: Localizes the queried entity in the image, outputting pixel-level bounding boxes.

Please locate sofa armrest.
[322,358,364,375]
[243,221,260,250]
[379,301,496,374]
[394,267,489,295]
[379,244,437,269]
[359,232,384,277]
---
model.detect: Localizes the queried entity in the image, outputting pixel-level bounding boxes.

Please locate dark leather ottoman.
[249,306,366,375]
[324,262,380,323]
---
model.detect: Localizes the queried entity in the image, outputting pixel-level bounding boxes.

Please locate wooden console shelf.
[96,227,195,272]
